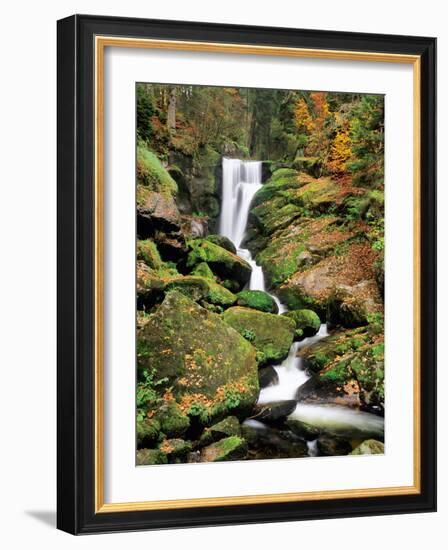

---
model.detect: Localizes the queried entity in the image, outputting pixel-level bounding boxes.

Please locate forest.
[135,82,385,464]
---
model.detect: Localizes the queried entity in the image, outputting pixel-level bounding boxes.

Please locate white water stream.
[219,158,384,449]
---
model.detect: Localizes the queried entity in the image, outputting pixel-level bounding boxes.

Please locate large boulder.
[137,291,259,426]
[236,290,279,314]
[297,326,385,412]
[252,400,297,423]
[222,307,295,366]
[205,234,237,254]
[186,239,252,290]
[201,436,248,462]
[326,282,378,329]
[137,190,181,237]
[241,423,308,460]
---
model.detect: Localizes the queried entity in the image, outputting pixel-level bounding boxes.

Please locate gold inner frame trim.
[94,35,422,513]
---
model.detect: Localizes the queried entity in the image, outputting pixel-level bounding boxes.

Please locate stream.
[219,158,384,455]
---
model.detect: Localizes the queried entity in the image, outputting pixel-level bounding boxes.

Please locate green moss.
[190,262,217,280]
[136,417,161,448]
[136,448,168,465]
[198,416,241,447]
[222,306,295,366]
[205,234,237,254]
[137,291,259,425]
[236,290,278,313]
[165,276,236,307]
[351,439,384,455]
[201,436,248,462]
[137,239,162,269]
[137,145,177,195]
[154,400,190,438]
[277,285,322,313]
[268,168,300,184]
[284,309,321,338]
[160,438,192,462]
[186,239,252,289]
[320,359,350,385]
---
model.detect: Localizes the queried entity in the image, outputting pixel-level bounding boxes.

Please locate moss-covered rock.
[205,234,237,254]
[276,242,382,319]
[326,284,375,328]
[153,400,190,438]
[137,144,178,196]
[137,417,161,448]
[222,307,295,366]
[136,261,168,310]
[198,416,241,447]
[350,439,384,455]
[165,276,236,308]
[186,239,251,290]
[138,291,259,426]
[137,239,163,269]
[159,438,192,462]
[297,326,385,411]
[285,418,321,440]
[190,262,217,280]
[201,436,248,462]
[236,290,278,313]
[136,448,168,466]
[284,309,321,339]
[292,156,322,177]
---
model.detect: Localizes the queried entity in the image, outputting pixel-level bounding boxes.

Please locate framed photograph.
[57,14,436,534]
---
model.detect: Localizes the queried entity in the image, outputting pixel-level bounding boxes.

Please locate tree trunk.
[167,87,177,133]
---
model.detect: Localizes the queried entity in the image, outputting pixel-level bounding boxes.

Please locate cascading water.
[219,158,384,452]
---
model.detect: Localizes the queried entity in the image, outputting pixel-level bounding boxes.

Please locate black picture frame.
[57,14,437,535]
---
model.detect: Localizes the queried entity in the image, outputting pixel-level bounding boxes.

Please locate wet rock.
[201,436,248,462]
[245,424,308,460]
[317,435,352,456]
[252,400,297,423]
[258,366,279,389]
[285,419,321,441]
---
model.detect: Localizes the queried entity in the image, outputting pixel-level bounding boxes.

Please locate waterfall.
[220,158,384,448]
[220,158,265,291]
